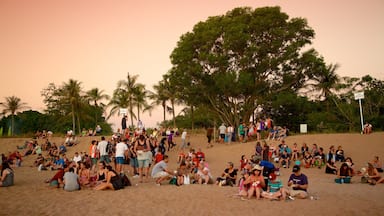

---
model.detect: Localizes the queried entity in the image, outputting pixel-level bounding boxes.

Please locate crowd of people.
[1,117,383,199]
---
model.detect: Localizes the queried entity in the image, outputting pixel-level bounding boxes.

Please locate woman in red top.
[243,165,265,200]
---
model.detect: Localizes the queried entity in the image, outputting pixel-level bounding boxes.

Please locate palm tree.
[115,73,144,128]
[312,64,340,100]
[132,84,152,122]
[108,88,130,120]
[61,79,82,134]
[309,63,340,112]
[151,79,171,124]
[86,88,110,126]
[0,96,28,136]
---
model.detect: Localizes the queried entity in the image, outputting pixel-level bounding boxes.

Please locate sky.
[1,0,383,129]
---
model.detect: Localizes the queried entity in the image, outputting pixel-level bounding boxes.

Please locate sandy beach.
[1,132,384,216]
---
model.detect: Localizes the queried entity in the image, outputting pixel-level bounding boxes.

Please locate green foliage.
[169,6,321,128]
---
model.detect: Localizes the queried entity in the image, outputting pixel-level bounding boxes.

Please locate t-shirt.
[63,172,79,191]
[269,180,282,193]
[151,160,168,177]
[288,173,308,191]
[219,125,226,134]
[115,142,128,158]
[97,140,109,156]
[181,131,187,139]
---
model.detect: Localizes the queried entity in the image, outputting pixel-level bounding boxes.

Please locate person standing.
[180,129,188,150]
[121,115,127,131]
[238,122,245,143]
[115,138,128,174]
[226,124,234,144]
[89,140,98,172]
[97,136,110,164]
[206,126,214,148]
[218,123,226,143]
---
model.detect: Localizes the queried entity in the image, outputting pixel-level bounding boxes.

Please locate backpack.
[120,173,132,187]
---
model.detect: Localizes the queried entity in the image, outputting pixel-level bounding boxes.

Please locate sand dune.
[1,132,383,216]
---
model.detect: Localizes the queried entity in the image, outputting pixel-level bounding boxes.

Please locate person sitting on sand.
[363,122,372,134]
[63,167,80,191]
[92,161,107,187]
[46,165,69,188]
[261,173,287,201]
[344,157,356,175]
[242,164,265,200]
[302,151,313,168]
[151,155,172,186]
[0,161,14,187]
[237,171,250,198]
[335,162,352,184]
[325,158,338,175]
[34,153,45,167]
[196,162,213,184]
[215,162,238,186]
[78,162,91,187]
[176,162,189,186]
[94,165,124,190]
[335,146,345,162]
[287,165,308,199]
[364,163,384,185]
[372,156,383,173]
[312,147,326,168]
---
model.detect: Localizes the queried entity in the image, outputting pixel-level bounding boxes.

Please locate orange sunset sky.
[1,0,383,129]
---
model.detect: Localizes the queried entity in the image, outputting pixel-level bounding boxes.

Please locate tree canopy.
[169,6,324,127]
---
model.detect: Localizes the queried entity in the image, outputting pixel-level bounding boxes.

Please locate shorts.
[115,157,125,164]
[99,155,110,163]
[137,159,150,168]
[289,189,308,198]
[153,171,170,179]
[220,134,225,139]
[130,158,138,168]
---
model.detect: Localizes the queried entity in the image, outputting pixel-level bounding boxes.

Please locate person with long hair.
[335,162,352,184]
[243,165,265,200]
[0,161,14,187]
[365,163,384,185]
[94,165,123,190]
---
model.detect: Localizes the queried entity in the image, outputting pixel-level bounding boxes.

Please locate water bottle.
[341,178,344,184]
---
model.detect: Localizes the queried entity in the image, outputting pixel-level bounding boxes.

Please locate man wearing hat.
[287,165,308,199]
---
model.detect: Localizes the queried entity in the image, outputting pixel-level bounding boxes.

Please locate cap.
[269,173,276,181]
[292,165,300,172]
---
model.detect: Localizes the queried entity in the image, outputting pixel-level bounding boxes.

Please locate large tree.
[0,96,28,135]
[169,6,322,128]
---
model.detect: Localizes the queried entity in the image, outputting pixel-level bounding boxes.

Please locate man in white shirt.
[72,152,82,163]
[180,129,188,150]
[226,124,234,144]
[218,123,227,143]
[151,155,172,185]
[97,136,110,164]
[115,138,128,174]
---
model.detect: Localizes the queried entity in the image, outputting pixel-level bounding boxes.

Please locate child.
[262,173,287,200]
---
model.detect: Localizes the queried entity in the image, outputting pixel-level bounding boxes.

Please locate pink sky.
[1,0,383,129]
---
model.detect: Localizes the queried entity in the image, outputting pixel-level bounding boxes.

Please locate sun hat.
[252,164,263,171]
